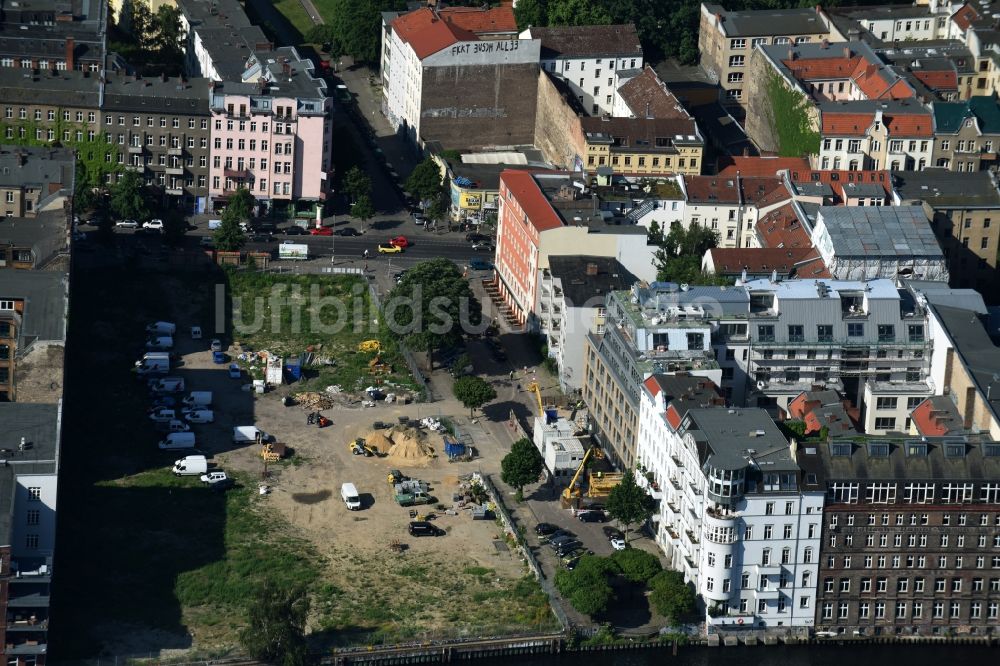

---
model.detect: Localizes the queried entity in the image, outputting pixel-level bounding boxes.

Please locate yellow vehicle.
[377,243,402,254]
[387,469,406,484]
[526,381,544,416]
[561,446,605,506]
[350,438,377,457]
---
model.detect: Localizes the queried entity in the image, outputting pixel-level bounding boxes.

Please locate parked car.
[534,522,558,536]
[549,534,577,548]
[283,225,307,235]
[150,396,177,408]
[309,226,334,236]
[553,540,582,556]
[115,219,139,228]
[466,233,491,243]
[200,471,229,484]
[143,219,164,230]
[389,235,409,248]
[148,408,177,423]
[228,363,242,379]
[578,510,607,523]
[248,233,274,243]
[183,408,215,424]
[471,241,494,252]
[602,526,624,541]
[541,529,574,543]
[334,227,361,236]
[377,243,402,254]
[610,537,627,551]
[468,258,493,271]
[199,236,214,247]
[210,339,223,352]
[412,213,426,225]
[156,419,191,433]
[408,521,445,537]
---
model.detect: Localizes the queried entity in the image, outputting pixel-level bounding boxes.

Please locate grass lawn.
[271,0,315,39]
[226,270,420,393]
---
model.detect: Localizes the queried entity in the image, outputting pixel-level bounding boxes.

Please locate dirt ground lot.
[175,332,555,645]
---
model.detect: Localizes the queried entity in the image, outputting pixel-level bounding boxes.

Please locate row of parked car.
[534,518,627,569]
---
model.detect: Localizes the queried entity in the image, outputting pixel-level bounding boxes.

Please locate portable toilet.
[285,357,302,382]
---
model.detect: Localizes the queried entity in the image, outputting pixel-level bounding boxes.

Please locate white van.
[135,353,170,376]
[146,335,174,350]
[172,455,208,476]
[233,426,272,444]
[158,432,196,450]
[183,409,214,424]
[149,377,185,393]
[341,482,361,510]
[182,391,213,407]
[146,321,177,335]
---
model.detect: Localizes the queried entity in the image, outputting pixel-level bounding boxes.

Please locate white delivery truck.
[182,409,214,424]
[135,352,170,375]
[182,391,213,407]
[233,426,272,444]
[278,242,309,260]
[158,432,196,450]
[172,455,208,476]
[145,335,174,350]
[341,482,361,510]
[146,321,177,335]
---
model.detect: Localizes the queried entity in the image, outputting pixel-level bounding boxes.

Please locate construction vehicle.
[394,479,429,495]
[526,381,544,416]
[350,438,378,457]
[561,446,605,507]
[387,469,406,485]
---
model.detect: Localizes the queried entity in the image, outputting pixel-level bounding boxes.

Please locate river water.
[476,643,993,666]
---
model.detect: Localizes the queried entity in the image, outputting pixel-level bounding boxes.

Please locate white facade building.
[532,416,588,480]
[521,24,643,116]
[635,397,824,627]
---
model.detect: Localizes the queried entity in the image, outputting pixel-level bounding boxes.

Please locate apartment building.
[699,3,843,109]
[380,6,539,149]
[635,397,825,628]
[207,49,333,212]
[579,116,704,178]
[175,0,273,82]
[798,436,1000,636]
[0,147,74,221]
[818,100,934,171]
[0,0,106,74]
[493,170,656,328]
[829,4,950,43]
[0,67,101,152]
[101,73,212,211]
[931,95,1000,171]
[611,65,692,121]
[893,169,1000,293]
[681,175,790,249]
[582,282,738,468]
[522,24,643,116]
[541,256,637,393]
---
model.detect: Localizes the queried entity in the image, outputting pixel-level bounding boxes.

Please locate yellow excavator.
[561,446,604,507]
[526,380,544,416]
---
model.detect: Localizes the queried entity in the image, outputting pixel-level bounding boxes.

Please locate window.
[876,397,897,410]
[817,325,833,342]
[758,325,774,342]
[27,487,41,501]
[848,323,864,337]
[728,55,745,68]
[730,38,746,49]
[764,524,773,538]
[25,534,38,549]
[26,509,39,525]
[788,325,804,342]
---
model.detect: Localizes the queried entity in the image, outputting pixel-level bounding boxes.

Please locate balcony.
[5,641,47,656]
[224,167,251,180]
[165,166,185,176]
[670,455,684,467]
[8,592,50,608]
[127,145,143,154]
[125,164,145,173]
[165,187,184,196]
[705,506,736,520]
[753,588,780,601]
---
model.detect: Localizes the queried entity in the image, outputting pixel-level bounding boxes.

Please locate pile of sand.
[383,428,436,466]
[364,431,394,454]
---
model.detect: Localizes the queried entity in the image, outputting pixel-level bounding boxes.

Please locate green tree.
[554,555,616,616]
[152,5,184,58]
[387,258,482,363]
[605,471,656,543]
[321,0,407,64]
[223,186,255,226]
[214,216,246,251]
[425,195,449,229]
[405,157,444,203]
[343,165,372,203]
[238,580,310,666]
[514,0,547,28]
[500,437,543,500]
[649,570,696,624]
[453,375,497,419]
[109,170,148,222]
[351,193,375,233]
[73,161,97,213]
[162,210,187,247]
[452,352,473,376]
[652,223,727,284]
[611,548,662,584]
[546,0,612,26]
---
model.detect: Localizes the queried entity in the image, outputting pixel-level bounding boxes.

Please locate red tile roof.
[665,404,683,430]
[643,375,663,397]
[753,204,830,278]
[782,57,863,80]
[821,110,932,136]
[821,112,873,134]
[717,156,811,177]
[500,170,564,232]
[910,397,967,436]
[952,3,980,32]
[707,247,817,275]
[850,60,913,100]
[391,7,516,59]
[616,65,691,121]
[796,169,892,197]
[913,69,958,92]
[683,175,787,205]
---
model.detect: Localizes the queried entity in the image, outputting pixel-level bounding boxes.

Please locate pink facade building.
[208,47,333,212]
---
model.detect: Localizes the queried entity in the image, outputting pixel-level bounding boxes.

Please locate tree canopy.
[351,194,376,231]
[238,580,310,666]
[405,157,445,203]
[606,470,656,542]
[309,0,407,64]
[223,187,256,226]
[343,165,372,203]
[453,375,497,419]
[649,570,696,624]
[651,223,728,285]
[500,437,543,498]
[109,170,148,222]
[611,547,662,584]
[387,258,482,358]
[554,555,617,616]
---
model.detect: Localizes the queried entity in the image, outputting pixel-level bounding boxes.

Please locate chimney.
[17,150,26,167]
[161,72,167,82]
[843,46,852,59]
[585,262,599,276]
[821,38,829,49]
[788,47,796,60]
[65,36,75,71]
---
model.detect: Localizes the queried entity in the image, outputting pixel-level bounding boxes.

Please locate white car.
[116,219,139,229]
[200,471,228,484]
[210,339,223,352]
[143,219,164,230]
[610,537,627,551]
[183,408,215,424]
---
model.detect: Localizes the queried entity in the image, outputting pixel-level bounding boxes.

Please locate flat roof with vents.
[814,205,942,258]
